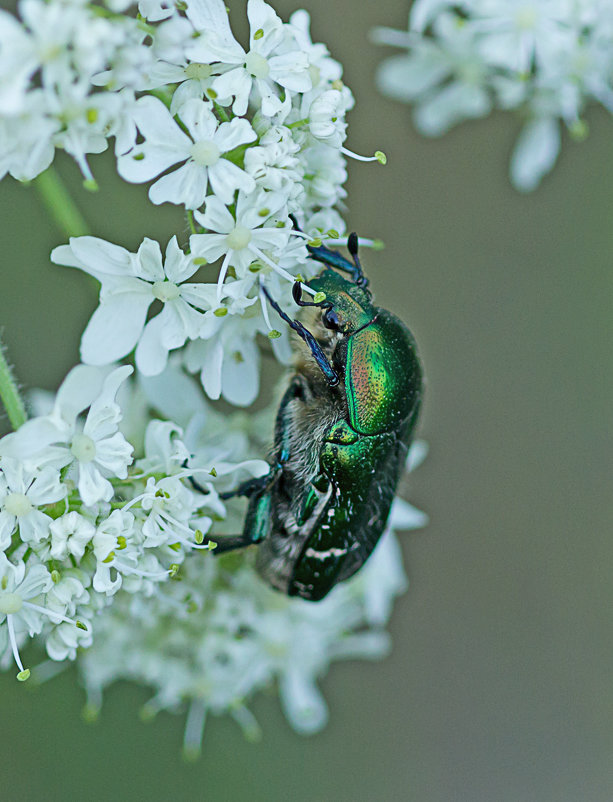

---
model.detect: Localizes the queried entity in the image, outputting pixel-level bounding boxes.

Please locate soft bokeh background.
[1,1,613,799]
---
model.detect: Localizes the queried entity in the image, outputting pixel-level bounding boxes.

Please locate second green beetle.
[216,232,423,601]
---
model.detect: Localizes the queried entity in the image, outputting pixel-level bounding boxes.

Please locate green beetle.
[215,233,423,601]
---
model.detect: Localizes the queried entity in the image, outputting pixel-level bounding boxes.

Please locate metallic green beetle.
[216,233,423,601]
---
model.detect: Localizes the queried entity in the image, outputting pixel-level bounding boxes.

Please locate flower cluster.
[0,362,270,678]
[372,0,613,190]
[0,0,424,747]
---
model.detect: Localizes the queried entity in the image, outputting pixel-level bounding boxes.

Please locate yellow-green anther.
[139,704,156,722]
[76,620,87,631]
[83,179,98,192]
[331,79,343,90]
[82,703,100,723]
[102,551,115,563]
[308,238,322,247]
[86,108,98,123]
[17,669,30,682]
[117,536,127,550]
[1,576,7,590]
[51,570,60,584]
[372,239,385,250]
[214,307,228,317]
[133,152,145,161]
[169,564,180,577]
[169,542,181,552]
[207,541,218,550]
[192,257,208,265]
[187,600,198,613]
[268,329,281,339]
[209,467,217,477]
[207,88,218,99]
[313,291,326,303]
[570,119,589,141]
[195,529,204,544]
[258,207,270,217]
[327,229,339,239]
[375,150,387,165]
[295,273,304,282]
[254,28,264,39]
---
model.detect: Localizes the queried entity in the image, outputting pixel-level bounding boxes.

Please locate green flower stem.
[187,209,197,235]
[0,340,27,430]
[34,166,89,238]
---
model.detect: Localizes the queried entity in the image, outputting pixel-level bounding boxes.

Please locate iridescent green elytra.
[217,234,423,601]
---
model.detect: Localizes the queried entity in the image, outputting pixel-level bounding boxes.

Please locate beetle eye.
[322,307,340,330]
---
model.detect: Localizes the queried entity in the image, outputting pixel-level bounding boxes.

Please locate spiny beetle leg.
[261,284,339,387]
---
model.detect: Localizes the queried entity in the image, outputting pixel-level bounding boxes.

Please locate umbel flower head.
[372,0,613,190]
[0,0,424,751]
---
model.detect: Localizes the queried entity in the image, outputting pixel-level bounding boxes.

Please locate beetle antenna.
[347,232,369,289]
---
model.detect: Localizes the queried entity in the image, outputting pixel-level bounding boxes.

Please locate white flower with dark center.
[51,236,212,373]
[186,0,312,117]
[117,96,257,208]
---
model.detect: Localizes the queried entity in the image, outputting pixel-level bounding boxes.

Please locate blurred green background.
[1,0,613,799]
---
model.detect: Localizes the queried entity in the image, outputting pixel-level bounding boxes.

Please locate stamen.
[230,705,262,742]
[183,699,207,761]
[6,614,29,679]
[22,601,89,630]
[340,147,387,164]
[113,561,171,579]
[249,245,317,297]
[216,251,232,302]
[157,511,214,551]
[259,282,274,331]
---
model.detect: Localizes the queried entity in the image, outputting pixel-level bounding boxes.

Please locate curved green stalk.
[0,339,27,430]
[34,166,89,238]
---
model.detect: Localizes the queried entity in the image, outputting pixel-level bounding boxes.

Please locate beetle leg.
[218,468,280,500]
[261,285,339,387]
[209,534,256,554]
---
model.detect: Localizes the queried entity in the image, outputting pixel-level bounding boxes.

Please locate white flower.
[51,237,213,374]
[0,555,87,676]
[185,315,262,406]
[306,89,348,146]
[117,96,257,208]
[373,0,613,188]
[190,190,292,297]
[0,365,134,507]
[92,509,136,595]
[186,0,312,117]
[48,512,96,562]
[0,460,64,548]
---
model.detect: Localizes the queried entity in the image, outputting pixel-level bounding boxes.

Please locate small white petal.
[81,294,152,365]
[510,117,560,192]
[149,161,208,209]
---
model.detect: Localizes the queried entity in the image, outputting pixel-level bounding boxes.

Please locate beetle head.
[303,268,375,334]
